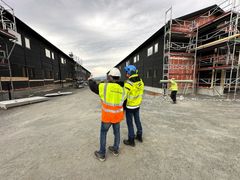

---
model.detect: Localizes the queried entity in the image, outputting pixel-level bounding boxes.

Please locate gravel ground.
[0,87,240,180]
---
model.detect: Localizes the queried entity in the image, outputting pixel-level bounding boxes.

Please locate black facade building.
[115,29,164,88]
[114,4,240,96]
[0,6,91,93]
[114,6,218,89]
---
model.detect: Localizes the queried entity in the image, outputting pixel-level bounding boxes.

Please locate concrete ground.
[0,87,240,180]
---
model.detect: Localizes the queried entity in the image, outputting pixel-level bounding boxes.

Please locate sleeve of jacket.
[88,79,99,95]
[123,81,132,110]
[124,80,133,94]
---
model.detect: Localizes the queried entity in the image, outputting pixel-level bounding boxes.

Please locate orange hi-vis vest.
[99,82,126,123]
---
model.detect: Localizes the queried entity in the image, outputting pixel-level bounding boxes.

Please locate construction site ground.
[0,87,240,180]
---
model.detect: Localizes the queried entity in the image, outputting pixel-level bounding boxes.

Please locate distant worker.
[169,78,178,104]
[88,68,126,162]
[123,65,144,147]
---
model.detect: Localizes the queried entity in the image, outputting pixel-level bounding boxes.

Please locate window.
[134,54,140,63]
[61,57,66,64]
[153,70,157,78]
[28,68,35,79]
[8,29,22,46]
[154,43,158,53]
[15,33,22,46]
[45,48,51,58]
[51,52,55,59]
[0,50,5,58]
[22,67,26,77]
[147,70,153,78]
[25,37,31,49]
[147,47,153,56]
[45,70,53,79]
[126,60,130,66]
[133,56,137,63]
[119,66,121,70]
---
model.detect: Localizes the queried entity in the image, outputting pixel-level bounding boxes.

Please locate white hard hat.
[109,67,121,78]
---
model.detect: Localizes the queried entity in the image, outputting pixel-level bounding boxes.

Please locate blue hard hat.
[124,65,137,75]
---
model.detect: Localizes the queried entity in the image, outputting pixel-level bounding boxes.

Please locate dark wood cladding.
[0,14,91,90]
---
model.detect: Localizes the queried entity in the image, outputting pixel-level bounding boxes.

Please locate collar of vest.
[129,74,138,79]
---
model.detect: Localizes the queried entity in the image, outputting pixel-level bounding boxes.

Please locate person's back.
[89,67,126,161]
[124,74,144,109]
[169,78,178,104]
[99,82,125,123]
[170,79,178,91]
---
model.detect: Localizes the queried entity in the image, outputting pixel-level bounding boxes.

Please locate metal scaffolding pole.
[192,27,198,95]
[228,0,239,94]
[163,7,172,81]
[234,52,240,99]
[5,42,16,99]
[0,0,17,100]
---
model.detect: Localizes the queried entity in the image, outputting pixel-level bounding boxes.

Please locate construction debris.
[0,96,49,109]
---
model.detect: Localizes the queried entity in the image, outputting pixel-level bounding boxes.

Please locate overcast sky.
[6,0,220,77]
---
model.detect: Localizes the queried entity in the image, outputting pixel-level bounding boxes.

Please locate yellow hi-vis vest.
[99,82,126,123]
[169,80,178,91]
[124,74,144,108]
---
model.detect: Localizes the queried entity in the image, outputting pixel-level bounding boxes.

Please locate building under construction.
[115,0,240,97]
[0,1,91,100]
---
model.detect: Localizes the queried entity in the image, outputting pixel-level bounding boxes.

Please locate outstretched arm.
[88,79,99,95]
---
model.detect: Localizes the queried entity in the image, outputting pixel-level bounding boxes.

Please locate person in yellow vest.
[88,67,126,161]
[169,78,178,104]
[123,65,144,147]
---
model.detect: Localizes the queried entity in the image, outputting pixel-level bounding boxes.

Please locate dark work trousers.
[170,91,177,103]
[126,108,142,140]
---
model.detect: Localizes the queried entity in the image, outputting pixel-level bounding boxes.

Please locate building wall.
[117,34,164,88]
[0,18,91,90]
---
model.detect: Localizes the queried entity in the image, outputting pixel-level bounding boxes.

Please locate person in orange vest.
[169,78,178,104]
[88,67,126,162]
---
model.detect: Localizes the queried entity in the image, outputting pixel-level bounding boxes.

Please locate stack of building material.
[44,92,72,97]
[0,97,49,109]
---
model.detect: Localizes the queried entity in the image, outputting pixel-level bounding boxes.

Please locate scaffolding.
[163,7,172,81]
[0,0,17,99]
[163,0,240,98]
[195,0,240,98]
[163,6,196,93]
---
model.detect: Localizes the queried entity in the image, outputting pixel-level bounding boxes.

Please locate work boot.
[135,134,143,142]
[123,139,135,147]
[108,146,119,156]
[94,151,105,162]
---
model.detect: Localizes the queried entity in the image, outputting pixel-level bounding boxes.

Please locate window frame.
[45,48,51,58]
[147,46,153,56]
[61,57,66,64]
[154,43,158,53]
[126,60,130,66]
[25,37,31,49]
[51,52,55,60]
[133,56,137,63]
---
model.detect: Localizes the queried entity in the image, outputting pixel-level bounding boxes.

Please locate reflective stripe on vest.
[126,80,133,86]
[100,83,126,123]
[102,106,123,113]
[128,94,143,100]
